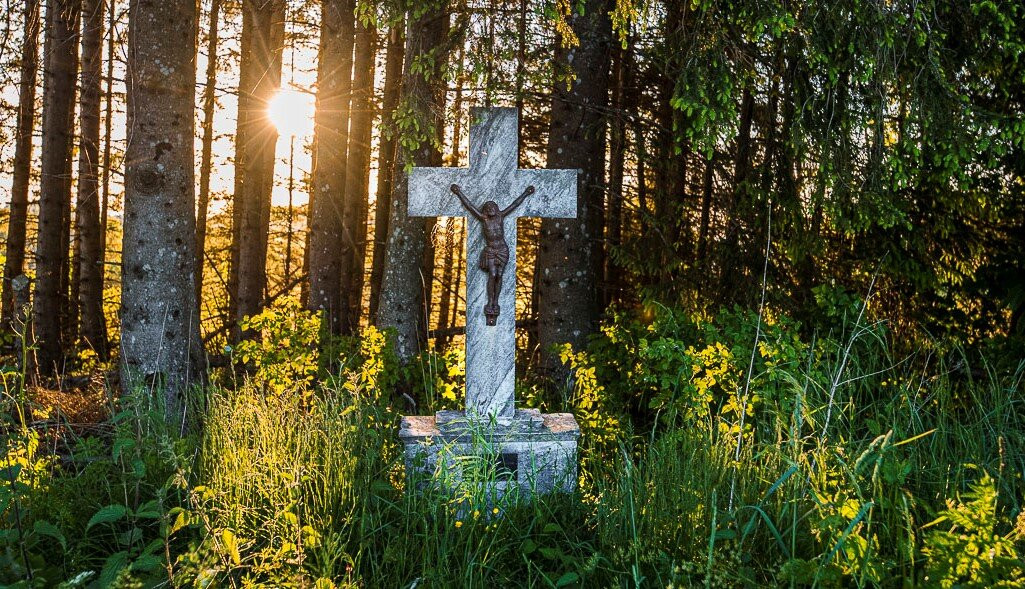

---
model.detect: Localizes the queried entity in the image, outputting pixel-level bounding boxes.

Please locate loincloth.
[479,243,510,270]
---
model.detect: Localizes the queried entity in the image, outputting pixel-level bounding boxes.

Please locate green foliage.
[4,308,1025,586]
[568,305,817,440]
[567,303,1024,586]
[414,343,465,410]
[233,296,321,398]
[0,430,61,586]
[923,474,1025,588]
[0,385,192,587]
[558,343,625,464]
[613,0,1025,342]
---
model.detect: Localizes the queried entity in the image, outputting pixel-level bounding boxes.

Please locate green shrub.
[923,473,1025,588]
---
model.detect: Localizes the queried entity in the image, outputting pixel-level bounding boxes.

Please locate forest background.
[1,0,1024,586]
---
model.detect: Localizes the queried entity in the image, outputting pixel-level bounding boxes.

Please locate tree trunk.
[634,121,647,223]
[452,221,465,327]
[604,33,627,307]
[195,0,221,317]
[658,4,689,263]
[718,86,754,298]
[434,220,455,351]
[367,21,404,323]
[306,0,354,333]
[537,0,612,372]
[284,136,295,281]
[376,2,450,361]
[696,151,715,264]
[32,0,81,375]
[121,0,203,424]
[230,0,285,336]
[1,0,40,332]
[75,0,107,357]
[514,0,526,137]
[339,19,377,334]
[435,49,465,352]
[100,0,115,256]
[414,12,451,343]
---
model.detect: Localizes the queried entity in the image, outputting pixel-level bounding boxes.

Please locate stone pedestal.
[399,409,580,498]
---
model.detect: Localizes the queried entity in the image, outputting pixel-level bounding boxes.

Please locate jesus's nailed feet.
[484,304,500,326]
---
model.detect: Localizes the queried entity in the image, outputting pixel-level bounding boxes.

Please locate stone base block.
[399,409,580,498]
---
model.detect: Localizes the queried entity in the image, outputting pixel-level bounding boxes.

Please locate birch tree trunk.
[1,0,40,332]
[32,0,81,375]
[536,0,612,373]
[121,0,203,425]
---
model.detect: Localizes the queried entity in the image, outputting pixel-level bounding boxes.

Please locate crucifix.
[409,107,578,423]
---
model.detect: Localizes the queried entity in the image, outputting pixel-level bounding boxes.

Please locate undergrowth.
[2,300,1024,587]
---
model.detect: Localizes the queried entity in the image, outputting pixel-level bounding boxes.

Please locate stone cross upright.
[409,107,578,423]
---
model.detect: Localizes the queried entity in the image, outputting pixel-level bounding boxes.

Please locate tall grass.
[3,306,1024,587]
[182,320,1025,586]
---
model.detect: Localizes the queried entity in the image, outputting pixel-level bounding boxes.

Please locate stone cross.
[409,107,577,423]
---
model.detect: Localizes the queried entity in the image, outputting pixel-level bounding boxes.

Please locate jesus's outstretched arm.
[500,185,535,217]
[450,184,483,219]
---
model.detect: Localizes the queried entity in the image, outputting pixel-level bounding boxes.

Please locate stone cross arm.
[408,167,577,219]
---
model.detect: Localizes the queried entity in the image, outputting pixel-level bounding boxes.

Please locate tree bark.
[537,0,612,372]
[434,221,455,351]
[121,0,203,424]
[718,86,754,297]
[32,0,81,375]
[696,150,715,273]
[604,33,628,307]
[452,221,465,329]
[1,0,40,332]
[339,18,377,334]
[229,0,285,336]
[195,0,221,317]
[634,120,647,223]
[376,1,450,361]
[657,4,689,263]
[76,0,107,358]
[367,21,404,323]
[100,0,115,256]
[435,49,464,352]
[306,0,354,333]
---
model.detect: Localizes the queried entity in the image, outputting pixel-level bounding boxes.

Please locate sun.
[267,89,315,138]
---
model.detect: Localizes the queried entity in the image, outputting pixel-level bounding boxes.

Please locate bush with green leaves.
[232,296,321,399]
[0,387,194,587]
[923,473,1025,588]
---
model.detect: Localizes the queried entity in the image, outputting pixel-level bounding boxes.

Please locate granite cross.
[409,107,578,423]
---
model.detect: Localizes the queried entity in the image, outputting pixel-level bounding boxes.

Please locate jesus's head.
[481,201,500,217]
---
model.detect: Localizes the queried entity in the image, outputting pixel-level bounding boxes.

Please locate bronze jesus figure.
[450,183,535,326]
